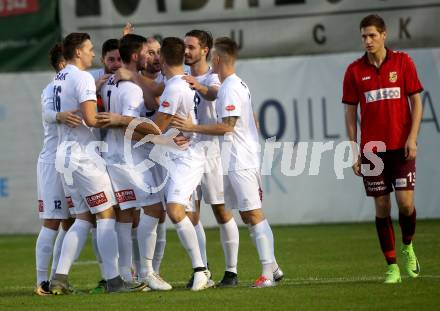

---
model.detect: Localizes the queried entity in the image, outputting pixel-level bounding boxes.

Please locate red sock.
[375,216,396,265]
[399,208,416,245]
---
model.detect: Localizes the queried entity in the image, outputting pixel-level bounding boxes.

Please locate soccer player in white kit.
[89,39,122,92]
[100,33,172,290]
[34,43,81,296]
[183,30,240,287]
[49,33,146,294]
[96,37,211,291]
[172,37,282,288]
[130,36,169,277]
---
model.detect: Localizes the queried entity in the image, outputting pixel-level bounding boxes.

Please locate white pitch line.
[6,275,439,292]
[73,260,98,266]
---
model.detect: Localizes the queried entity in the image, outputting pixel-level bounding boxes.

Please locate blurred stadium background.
[0,1,439,309]
[0,0,439,233]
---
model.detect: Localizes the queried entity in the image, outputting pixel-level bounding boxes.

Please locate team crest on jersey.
[86,192,108,208]
[115,190,136,203]
[161,101,170,108]
[225,105,236,111]
[389,71,398,83]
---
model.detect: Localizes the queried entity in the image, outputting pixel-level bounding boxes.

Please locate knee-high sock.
[248,223,279,272]
[194,221,208,267]
[375,216,396,265]
[131,227,141,278]
[36,226,58,285]
[50,228,66,280]
[96,218,119,280]
[153,222,167,274]
[399,208,416,245]
[175,217,204,269]
[56,219,92,275]
[91,227,105,279]
[219,218,239,274]
[116,222,133,281]
[137,215,159,278]
[249,220,275,279]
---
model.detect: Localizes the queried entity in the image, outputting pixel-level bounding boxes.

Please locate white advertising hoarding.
[60,0,440,59]
[0,48,439,233]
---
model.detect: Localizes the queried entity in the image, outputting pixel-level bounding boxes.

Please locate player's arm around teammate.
[173,37,282,287]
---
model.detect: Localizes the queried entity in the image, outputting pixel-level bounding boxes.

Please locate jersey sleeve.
[158,84,180,116]
[403,54,424,96]
[41,83,57,123]
[217,86,242,119]
[341,65,359,105]
[76,71,97,103]
[206,73,221,88]
[120,84,144,117]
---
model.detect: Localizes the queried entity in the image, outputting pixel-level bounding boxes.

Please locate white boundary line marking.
[8,275,440,291]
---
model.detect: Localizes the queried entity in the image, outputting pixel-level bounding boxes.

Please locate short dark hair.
[161,37,185,66]
[62,32,91,60]
[185,29,213,58]
[119,34,147,64]
[214,37,239,60]
[49,43,64,72]
[360,14,386,33]
[101,38,119,57]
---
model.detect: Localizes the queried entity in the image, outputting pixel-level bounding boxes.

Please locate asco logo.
[225,105,236,111]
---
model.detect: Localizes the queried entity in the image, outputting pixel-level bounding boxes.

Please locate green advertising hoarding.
[0,0,60,72]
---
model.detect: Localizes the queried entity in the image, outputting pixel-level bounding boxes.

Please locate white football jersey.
[100,74,116,113]
[216,74,260,171]
[143,73,165,120]
[158,74,198,143]
[54,64,98,149]
[101,77,147,165]
[191,68,221,149]
[38,81,58,164]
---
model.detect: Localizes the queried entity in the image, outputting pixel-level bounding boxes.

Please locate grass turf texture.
[0,220,439,311]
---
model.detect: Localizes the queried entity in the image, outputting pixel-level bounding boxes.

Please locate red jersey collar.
[362,48,392,68]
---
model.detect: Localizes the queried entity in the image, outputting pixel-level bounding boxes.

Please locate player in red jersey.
[342,15,423,283]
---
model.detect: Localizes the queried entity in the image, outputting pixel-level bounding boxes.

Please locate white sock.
[50,228,66,280]
[56,219,92,275]
[194,221,208,268]
[250,220,275,280]
[175,217,204,269]
[96,218,119,280]
[36,226,58,285]
[116,222,133,281]
[131,228,141,278]
[153,222,166,274]
[137,214,159,278]
[91,228,105,279]
[220,218,239,274]
[249,223,279,273]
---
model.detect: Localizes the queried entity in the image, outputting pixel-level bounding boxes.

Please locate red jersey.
[342,49,423,151]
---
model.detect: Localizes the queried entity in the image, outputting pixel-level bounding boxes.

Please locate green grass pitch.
[0,220,439,310]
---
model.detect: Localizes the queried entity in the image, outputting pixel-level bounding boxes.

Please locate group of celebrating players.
[34,25,283,295]
[34,13,424,296]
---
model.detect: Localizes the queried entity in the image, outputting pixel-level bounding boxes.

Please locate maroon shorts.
[361,149,416,197]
